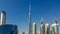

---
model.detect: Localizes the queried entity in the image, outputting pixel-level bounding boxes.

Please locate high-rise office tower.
[0,11,6,25]
[29,3,32,34]
[32,22,36,34]
[40,19,45,34]
[50,24,55,34]
[50,18,59,34]
[45,23,50,34]
[53,18,59,34]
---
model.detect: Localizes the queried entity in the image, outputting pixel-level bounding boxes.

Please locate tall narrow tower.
[40,19,45,34]
[0,11,6,25]
[32,22,36,34]
[54,18,59,34]
[29,2,32,34]
[45,23,50,34]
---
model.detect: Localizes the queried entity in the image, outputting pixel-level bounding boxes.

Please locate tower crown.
[33,22,36,24]
[54,18,57,24]
[45,23,49,25]
[1,11,6,15]
[40,18,43,24]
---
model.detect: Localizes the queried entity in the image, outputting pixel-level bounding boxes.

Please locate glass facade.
[40,24,45,34]
[0,24,18,34]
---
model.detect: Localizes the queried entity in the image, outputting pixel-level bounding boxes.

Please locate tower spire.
[29,1,31,16]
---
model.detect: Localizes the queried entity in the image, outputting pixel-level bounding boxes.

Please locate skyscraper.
[40,19,45,34]
[0,11,6,25]
[50,24,55,34]
[29,3,32,34]
[32,22,36,34]
[53,18,59,34]
[45,23,50,34]
[50,18,59,34]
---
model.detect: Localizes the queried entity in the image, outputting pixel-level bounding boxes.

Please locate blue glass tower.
[0,24,18,34]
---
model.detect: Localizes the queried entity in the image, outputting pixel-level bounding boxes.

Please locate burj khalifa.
[29,3,32,34]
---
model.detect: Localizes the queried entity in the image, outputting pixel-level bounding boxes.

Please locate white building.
[32,22,36,34]
[0,11,6,25]
[50,18,59,34]
[45,23,50,34]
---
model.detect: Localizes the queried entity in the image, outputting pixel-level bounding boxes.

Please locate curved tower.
[0,11,6,25]
[50,18,59,34]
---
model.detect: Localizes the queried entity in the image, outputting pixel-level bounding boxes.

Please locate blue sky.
[0,0,60,34]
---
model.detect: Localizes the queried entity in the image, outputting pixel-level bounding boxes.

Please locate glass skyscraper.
[50,24,55,34]
[40,19,45,34]
[0,24,18,34]
[50,18,59,34]
[45,23,50,34]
